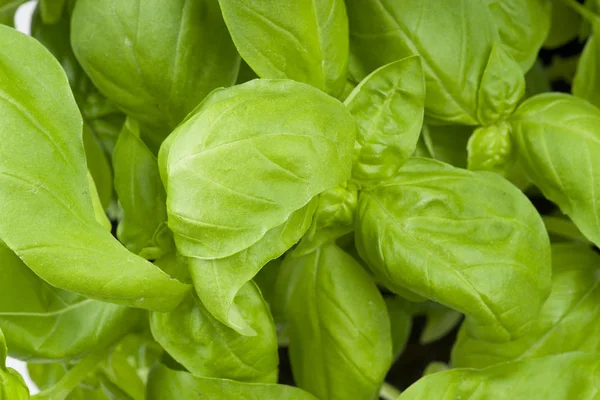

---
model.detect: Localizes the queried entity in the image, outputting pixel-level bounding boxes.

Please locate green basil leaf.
[467,122,532,188]
[83,125,113,211]
[275,245,392,400]
[161,79,355,260]
[113,118,170,258]
[399,352,600,400]
[161,79,355,333]
[0,242,141,361]
[218,0,349,97]
[384,296,412,361]
[484,0,551,71]
[147,364,319,400]
[28,363,66,392]
[467,122,515,175]
[31,0,126,159]
[510,93,600,247]
[87,171,111,231]
[544,0,582,49]
[346,0,497,125]
[0,328,29,399]
[574,33,600,108]
[0,25,189,311]
[476,43,525,124]
[71,0,240,150]
[356,158,551,342]
[188,200,317,336]
[452,243,600,368]
[150,285,278,383]
[28,334,161,399]
[293,183,358,256]
[344,56,425,184]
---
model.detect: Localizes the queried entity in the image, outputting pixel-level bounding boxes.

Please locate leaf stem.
[380,382,402,400]
[560,0,600,24]
[33,351,104,400]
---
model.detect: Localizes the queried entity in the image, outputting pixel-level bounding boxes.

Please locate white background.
[6,1,43,394]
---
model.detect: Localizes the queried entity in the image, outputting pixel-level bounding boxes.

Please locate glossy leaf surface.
[356,158,551,341]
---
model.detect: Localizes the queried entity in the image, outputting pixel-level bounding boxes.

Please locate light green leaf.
[293,183,358,256]
[0,242,141,361]
[147,365,319,400]
[71,0,240,150]
[0,328,29,399]
[399,352,600,400]
[510,93,600,247]
[161,79,355,260]
[484,0,551,71]
[31,1,126,160]
[150,285,278,383]
[33,351,105,400]
[161,79,355,333]
[83,125,112,210]
[476,44,525,124]
[384,296,412,360]
[113,118,170,258]
[28,363,66,392]
[346,0,498,125]
[452,243,600,368]
[28,334,161,399]
[218,0,349,97]
[32,5,115,213]
[467,122,515,175]
[345,56,425,184]
[355,158,551,342]
[544,0,582,48]
[87,171,111,231]
[574,33,600,108]
[188,200,317,336]
[0,25,189,311]
[275,245,392,400]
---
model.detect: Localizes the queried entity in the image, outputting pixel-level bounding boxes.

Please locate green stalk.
[33,351,104,400]
[380,382,402,400]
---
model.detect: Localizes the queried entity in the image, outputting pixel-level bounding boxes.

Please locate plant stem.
[560,0,600,24]
[380,382,402,400]
[33,351,104,400]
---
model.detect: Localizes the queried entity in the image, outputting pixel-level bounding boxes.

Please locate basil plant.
[0,0,599,399]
